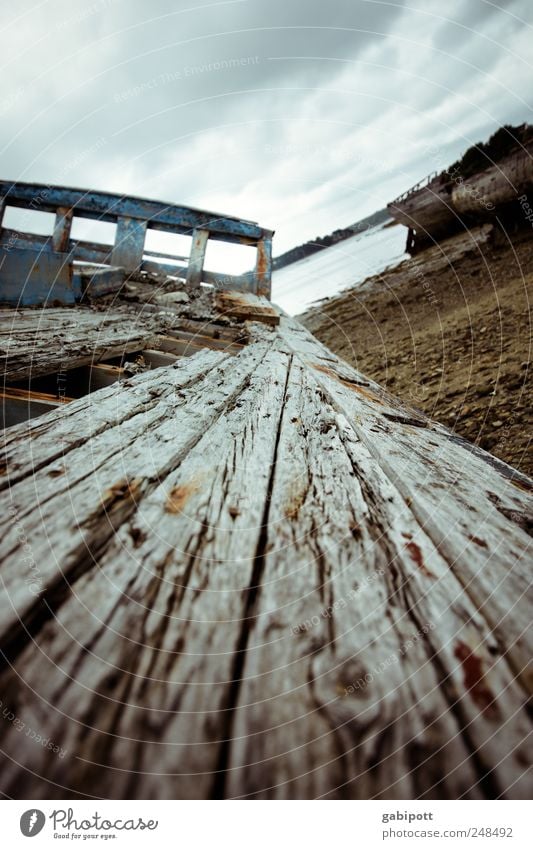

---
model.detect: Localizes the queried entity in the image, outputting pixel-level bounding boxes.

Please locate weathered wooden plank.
[255,235,273,299]
[186,228,209,287]
[0,344,287,798]
[333,422,532,801]
[275,311,428,422]
[0,346,274,655]
[111,216,147,272]
[171,317,249,344]
[278,316,533,697]
[141,315,249,345]
[1,387,72,429]
[0,308,530,802]
[0,307,164,382]
[77,266,126,299]
[114,303,251,341]
[51,207,73,253]
[224,358,531,799]
[215,291,280,326]
[0,181,266,244]
[0,350,223,489]
[155,333,244,357]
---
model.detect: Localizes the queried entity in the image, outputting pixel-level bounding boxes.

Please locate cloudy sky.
[1,0,532,266]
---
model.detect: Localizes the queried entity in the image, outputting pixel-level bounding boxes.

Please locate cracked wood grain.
[0,343,271,667]
[0,344,289,798]
[224,357,531,799]
[0,308,530,801]
[0,307,166,382]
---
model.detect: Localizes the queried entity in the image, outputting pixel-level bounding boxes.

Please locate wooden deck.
[0,302,532,799]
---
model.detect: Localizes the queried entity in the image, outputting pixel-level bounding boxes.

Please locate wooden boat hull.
[388,141,533,252]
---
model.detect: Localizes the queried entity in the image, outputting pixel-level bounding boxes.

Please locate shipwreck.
[388,124,533,254]
[0,180,531,800]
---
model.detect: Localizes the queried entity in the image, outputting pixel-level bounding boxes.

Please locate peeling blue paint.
[0,180,274,305]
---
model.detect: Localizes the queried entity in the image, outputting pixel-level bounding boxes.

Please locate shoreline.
[301,226,532,477]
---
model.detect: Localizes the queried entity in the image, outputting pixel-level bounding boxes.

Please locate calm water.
[272,222,407,315]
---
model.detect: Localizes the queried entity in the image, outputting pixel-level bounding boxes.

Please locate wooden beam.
[255,234,273,298]
[51,207,73,252]
[215,291,280,326]
[0,181,266,243]
[124,310,250,343]
[77,266,126,298]
[186,228,209,287]
[111,216,147,272]
[155,332,244,356]
[0,232,268,296]
[0,306,163,382]
[0,231,114,266]
[0,316,531,800]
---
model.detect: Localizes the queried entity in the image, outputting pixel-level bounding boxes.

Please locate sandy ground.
[301,225,532,477]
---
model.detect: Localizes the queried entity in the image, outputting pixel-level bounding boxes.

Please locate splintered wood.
[0,295,276,386]
[0,310,531,800]
[0,307,162,382]
[215,291,280,326]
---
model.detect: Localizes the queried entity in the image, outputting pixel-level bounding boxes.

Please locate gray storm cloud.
[0,0,531,257]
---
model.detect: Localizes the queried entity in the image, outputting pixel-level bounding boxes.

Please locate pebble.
[158,291,190,305]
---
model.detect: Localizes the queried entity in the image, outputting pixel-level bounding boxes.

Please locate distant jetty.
[388,123,533,254]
